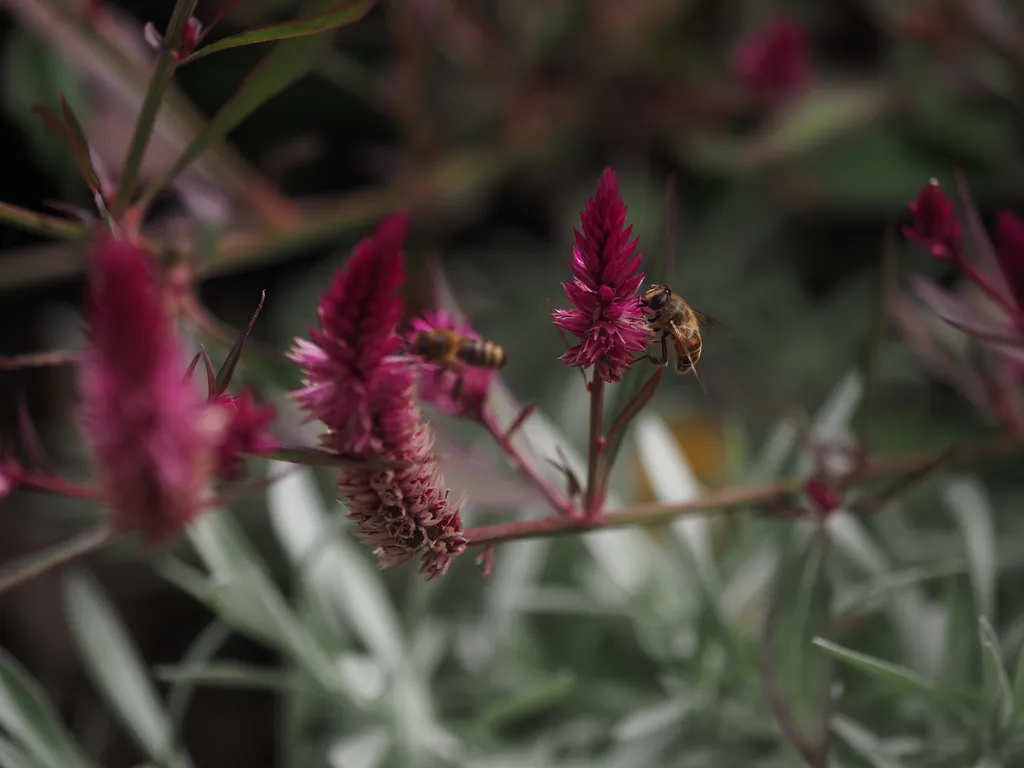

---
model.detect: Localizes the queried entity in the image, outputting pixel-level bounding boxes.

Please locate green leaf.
[832,715,912,768]
[0,648,96,768]
[0,735,44,768]
[30,101,98,194]
[62,572,192,768]
[943,476,998,620]
[183,0,377,64]
[1013,642,1024,730]
[139,0,370,208]
[812,638,952,703]
[165,621,232,741]
[266,465,406,671]
[113,0,199,214]
[156,663,324,698]
[979,617,1015,732]
[214,290,265,396]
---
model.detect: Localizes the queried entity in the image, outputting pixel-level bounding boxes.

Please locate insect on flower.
[406,327,507,401]
[639,284,725,391]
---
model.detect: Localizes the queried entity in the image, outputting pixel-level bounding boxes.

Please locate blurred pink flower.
[408,310,494,420]
[995,210,1024,307]
[732,17,811,109]
[804,478,842,516]
[214,391,278,480]
[290,215,467,578]
[903,179,963,261]
[552,168,652,383]
[79,237,223,545]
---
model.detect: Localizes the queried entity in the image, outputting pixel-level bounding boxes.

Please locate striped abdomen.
[456,338,507,369]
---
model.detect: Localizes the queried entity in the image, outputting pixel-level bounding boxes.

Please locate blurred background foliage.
[1,1,1024,767]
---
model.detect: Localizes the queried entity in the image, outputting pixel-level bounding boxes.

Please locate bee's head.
[641,285,671,311]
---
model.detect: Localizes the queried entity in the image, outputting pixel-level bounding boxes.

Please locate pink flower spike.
[994,210,1024,307]
[408,310,495,420]
[732,17,811,110]
[289,214,467,578]
[214,391,278,480]
[552,169,653,384]
[79,236,224,545]
[903,179,963,261]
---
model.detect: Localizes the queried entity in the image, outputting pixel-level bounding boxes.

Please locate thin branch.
[465,435,1021,546]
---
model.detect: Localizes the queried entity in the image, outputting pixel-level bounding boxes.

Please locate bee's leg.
[451,371,465,402]
[646,335,669,367]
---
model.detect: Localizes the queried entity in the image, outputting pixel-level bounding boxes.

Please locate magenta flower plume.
[732,17,811,109]
[903,179,963,261]
[214,391,278,480]
[79,237,223,545]
[409,310,494,420]
[995,211,1024,308]
[552,168,652,383]
[289,215,467,578]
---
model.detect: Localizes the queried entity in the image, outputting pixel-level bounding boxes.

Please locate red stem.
[464,434,1021,547]
[955,254,1024,324]
[481,409,578,517]
[584,377,605,519]
[20,473,106,501]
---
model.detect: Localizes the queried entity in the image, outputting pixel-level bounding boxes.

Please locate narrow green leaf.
[58,95,100,194]
[30,102,96,194]
[812,638,949,703]
[1012,642,1024,729]
[214,290,265,396]
[0,200,89,242]
[0,735,45,768]
[832,715,912,768]
[62,573,191,768]
[0,649,95,768]
[139,0,366,209]
[0,525,111,596]
[979,617,1015,730]
[183,0,376,64]
[114,0,199,214]
[156,663,324,698]
[166,621,232,742]
[944,476,998,620]
[469,671,576,734]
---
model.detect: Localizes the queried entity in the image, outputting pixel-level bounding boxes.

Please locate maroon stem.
[464,434,1021,547]
[584,377,605,519]
[20,473,106,501]
[481,409,578,517]
[955,255,1024,324]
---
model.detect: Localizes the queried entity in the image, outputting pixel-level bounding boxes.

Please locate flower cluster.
[552,168,652,384]
[732,17,811,110]
[903,179,963,261]
[79,237,225,545]
[290,214,467,578]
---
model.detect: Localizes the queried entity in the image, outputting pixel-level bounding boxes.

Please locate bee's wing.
[669,323,708,394]
[691,310,730,339]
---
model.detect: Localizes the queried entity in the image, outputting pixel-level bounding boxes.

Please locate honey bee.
[407,328,507,399]
[639,284,721,389]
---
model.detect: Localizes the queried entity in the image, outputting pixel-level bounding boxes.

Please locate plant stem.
[113,0,199,216]
[955,255,1024,324]
[464,434,1021,547]
[20,473,106,501]
[481,410,577,517]
[0,201,90,241]
[584,377,605,518]
[0,351,81,370]
[0,524,112,594]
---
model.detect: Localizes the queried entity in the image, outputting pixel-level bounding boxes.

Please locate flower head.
[290,215,467,578]
[408,310,494,420]
[79,237,223,545]
[995,210,1024,307]
[904,179,963,261]
[732,17,811,110]
[552,168,652,383]
[214,391,278,480]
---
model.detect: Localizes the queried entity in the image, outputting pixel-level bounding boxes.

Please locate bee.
[407,328,507,399]
[639,284,722,390]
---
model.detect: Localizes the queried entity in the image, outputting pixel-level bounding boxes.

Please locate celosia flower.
[214,391,278,480]
[552,168,652,384]
[290,214,467,578]
[732,17,811,109]
[903,179,962,261]
[995,210,1024,307]
[79,237,224,545]
[408,310,494,420]
[804,477,842,516]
